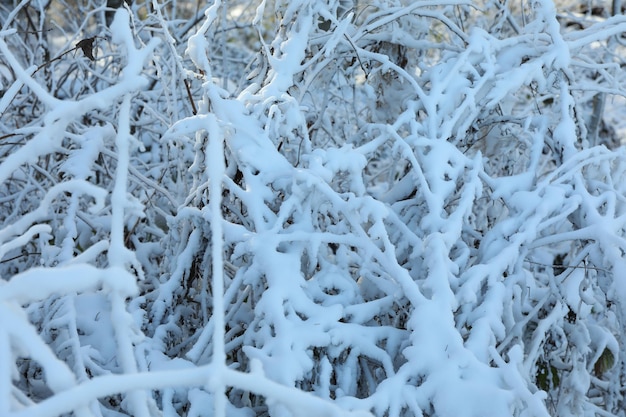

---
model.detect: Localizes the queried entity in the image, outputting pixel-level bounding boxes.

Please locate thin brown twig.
[524,259,610,274]
[184,79,198,115]
[0,133,18,141]
[11,28,54,34]
[33,36,103,75]
[0,252,41,264]
[33,48,76,74]
[343,34,368,80]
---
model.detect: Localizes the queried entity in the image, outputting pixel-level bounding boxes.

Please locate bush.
[2,0,626,416]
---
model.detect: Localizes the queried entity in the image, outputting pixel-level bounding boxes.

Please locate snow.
[0,265,137,305]
[3,2,626,417]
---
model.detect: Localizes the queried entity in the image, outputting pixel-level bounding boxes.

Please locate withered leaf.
[77,37,96,61]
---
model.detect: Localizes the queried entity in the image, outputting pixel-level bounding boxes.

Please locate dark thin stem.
[33,48,77,74]
[524,259,609,274]
[0,133,18,141]
[343,34,368,79]
[0,252,41,264]
[184,79,198,115]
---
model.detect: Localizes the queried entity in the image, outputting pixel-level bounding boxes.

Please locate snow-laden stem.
[108,94,150,417]
[109,95,133,267]
[204,111,227,417]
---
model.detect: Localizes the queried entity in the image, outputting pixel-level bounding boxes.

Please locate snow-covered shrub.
[2,0,626,416]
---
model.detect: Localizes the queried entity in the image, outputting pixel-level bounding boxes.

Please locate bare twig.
[33,36,102,74]
[184,79,198,115]
[0,252,41,264]
[0,133,18,141]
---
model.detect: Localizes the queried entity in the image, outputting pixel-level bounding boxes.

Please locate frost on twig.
[2,1,626,417]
